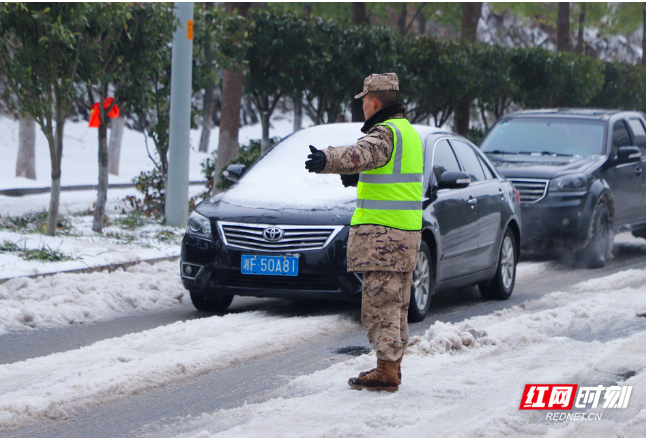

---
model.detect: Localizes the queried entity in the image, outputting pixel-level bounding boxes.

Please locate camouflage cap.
[354,73,399,99]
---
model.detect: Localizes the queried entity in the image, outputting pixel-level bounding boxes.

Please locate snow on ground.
[0,113,309,190]
[150,270,646,438]
[0,311,358,433]
[0,260,185,335]
[0,111,311,281]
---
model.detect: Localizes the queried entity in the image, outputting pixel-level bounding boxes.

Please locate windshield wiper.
[486,150,519,155]
[518,151,574,157]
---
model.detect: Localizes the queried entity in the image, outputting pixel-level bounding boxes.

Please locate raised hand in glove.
[305,145,326,173]
[340,173,360,187]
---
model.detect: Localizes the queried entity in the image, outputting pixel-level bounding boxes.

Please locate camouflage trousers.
[361,270,414,362]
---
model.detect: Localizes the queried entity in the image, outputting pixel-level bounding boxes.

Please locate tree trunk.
[461,2,482,42]
[16,114,36,179]
[199,31,215,153]
[213,67,244,195]
[293,92,302,132]
[455,2,483,137]
[261,110,271,154]
[575,3,586,54]
[351,3,366,24]
[643,3,646,67]
[212,2,250,196]
[108,114,125,176]
[45,117,64,237]
[398,3,408,36]
[418,13,427,35]
[557,2,571,52]
[93,117,110,232]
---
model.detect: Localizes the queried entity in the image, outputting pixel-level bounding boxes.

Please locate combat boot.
[349,359,399,392]
[358,354,403,385]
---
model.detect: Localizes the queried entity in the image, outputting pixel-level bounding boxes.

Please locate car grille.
[509,179,549,204]
[221,271,340,291]
[217,222,345,252]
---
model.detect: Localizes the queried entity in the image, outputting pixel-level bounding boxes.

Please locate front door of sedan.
[428,139,479,281]
[449,139,504,273]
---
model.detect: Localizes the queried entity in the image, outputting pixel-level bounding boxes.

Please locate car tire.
[578,201,611,269]
[408,241,433,323]
[189,291,234,313]
[479,228,517,300]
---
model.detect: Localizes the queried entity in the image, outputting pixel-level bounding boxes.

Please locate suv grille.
[509,179,549,204]
[217,222,344,252]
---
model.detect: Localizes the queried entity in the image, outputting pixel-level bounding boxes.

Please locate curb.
[0,181,205,197]
[0,255,179,285]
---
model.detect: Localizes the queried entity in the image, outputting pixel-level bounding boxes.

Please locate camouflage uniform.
[319,109,421,363]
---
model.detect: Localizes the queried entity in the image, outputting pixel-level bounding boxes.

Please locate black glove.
[340,173,360,187]
[305,145,326,173]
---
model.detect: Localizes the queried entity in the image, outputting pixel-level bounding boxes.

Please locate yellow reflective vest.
[351,118,423,231]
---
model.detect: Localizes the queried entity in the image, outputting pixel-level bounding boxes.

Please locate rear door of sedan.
[449,139,504,273]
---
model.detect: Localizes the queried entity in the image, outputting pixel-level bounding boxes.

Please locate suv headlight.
[187,211,212,239]
[549,174,588,192]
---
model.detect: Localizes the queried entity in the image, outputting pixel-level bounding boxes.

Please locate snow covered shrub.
[132,168,165,216]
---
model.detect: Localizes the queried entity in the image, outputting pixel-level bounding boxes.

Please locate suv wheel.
[409,241,433,323]
[479,228,517,300]
[190,291,234,313]
[578,201,611,269]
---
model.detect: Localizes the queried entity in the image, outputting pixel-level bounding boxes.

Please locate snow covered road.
[1,234,646,437]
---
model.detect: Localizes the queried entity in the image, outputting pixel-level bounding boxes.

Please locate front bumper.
[520,190,592,245]
[180,226,362,301]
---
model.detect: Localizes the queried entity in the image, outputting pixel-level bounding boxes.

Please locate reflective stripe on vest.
[351,118,423,231]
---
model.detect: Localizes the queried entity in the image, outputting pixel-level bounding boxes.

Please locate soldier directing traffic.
[305,73,423,392]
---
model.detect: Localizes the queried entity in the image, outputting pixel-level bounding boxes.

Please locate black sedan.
[181,123,522,322]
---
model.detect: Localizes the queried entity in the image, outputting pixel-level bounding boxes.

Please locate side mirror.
[223,164,246,183]
[438,171,471,189]
[615,146,641,165]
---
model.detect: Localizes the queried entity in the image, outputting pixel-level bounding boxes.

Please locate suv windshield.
[481,118,605,157]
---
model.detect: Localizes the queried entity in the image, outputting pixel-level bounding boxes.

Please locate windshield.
[224,123,361,209]
[480,118,606,157]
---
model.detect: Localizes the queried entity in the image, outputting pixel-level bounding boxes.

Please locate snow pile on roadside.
[0,260,185,334]
[157,268,646,438]
[0,312,358,433]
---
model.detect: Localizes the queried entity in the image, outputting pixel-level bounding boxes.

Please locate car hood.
[486,154,604,179]
[196,176,357,226]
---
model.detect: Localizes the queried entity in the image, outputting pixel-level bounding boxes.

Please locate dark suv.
[480,109,646,268]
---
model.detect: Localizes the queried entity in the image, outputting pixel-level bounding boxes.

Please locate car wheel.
[189,291,234,313]
[408,241,433,323]
[479,228,516,300]
[578,201,611,269]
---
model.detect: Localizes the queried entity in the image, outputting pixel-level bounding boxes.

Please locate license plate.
[241,254,298,277]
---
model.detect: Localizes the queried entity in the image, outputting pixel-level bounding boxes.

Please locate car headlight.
[187,211,212,239]
[549,174,588,192]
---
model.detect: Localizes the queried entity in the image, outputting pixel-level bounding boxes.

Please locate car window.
[627,118,646,152]
[612,120,633,148]
[432,140,461,185]
[478,155,496,180]
[480,118,605,157]
[450,140,486,182]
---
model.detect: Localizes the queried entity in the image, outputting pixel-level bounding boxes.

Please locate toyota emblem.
[262,227,284,241]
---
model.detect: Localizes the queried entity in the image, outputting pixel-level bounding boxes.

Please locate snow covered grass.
[150,270,646,438]
[0,312,359,433]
